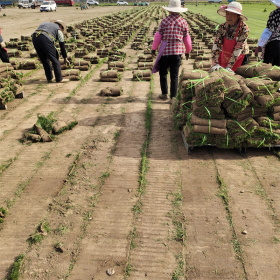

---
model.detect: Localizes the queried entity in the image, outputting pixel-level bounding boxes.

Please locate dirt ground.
[1,5,280,280]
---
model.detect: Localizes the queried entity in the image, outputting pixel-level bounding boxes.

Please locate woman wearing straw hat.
[255,0,280,66]
[32,20,70,83]
[211,2,250,73]
[151,0,192,100]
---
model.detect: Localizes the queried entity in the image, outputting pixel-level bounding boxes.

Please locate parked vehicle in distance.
[86,0,99,5]
[18,0,41,8]
[208,0,222,3]
[134,1,149,5]
[54,0,74,6]
[40,0,57,11]
[0,0,12,8]
[117,0,128,5]
[18,0,29,8]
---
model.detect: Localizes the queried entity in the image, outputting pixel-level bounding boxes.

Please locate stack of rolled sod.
[73,59,91,71]
[61,69,81,81]
[138,54,153,63]
[132,70,151,81]
[245,78,280,108]
[108,61,125,72]
[138,62,153,70]
[83,54,99,64]
[100,70,121,82]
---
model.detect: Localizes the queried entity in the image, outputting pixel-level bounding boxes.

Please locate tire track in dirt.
[246,150,280,218]
[179,147,245,279]
[128,95,184,279]
[213,149,280,279]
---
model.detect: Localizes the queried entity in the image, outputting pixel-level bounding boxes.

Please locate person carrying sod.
[211,2,250,73]
[32,20,70,83]
[151,0,192,100]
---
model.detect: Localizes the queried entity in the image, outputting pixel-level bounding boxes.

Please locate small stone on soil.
[242,230,247,235]
[106,268,115,276]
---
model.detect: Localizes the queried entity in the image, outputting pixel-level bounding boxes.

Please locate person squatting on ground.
[151,0,192,100]
[211,2,250,73]
[32,20,70,83]
[255,0,280,66]
[0,27,9,63]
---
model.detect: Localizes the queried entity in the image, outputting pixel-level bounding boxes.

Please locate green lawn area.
[186,2,276,39]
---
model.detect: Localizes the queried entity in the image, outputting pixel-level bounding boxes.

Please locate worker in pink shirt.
[151,0,192,100]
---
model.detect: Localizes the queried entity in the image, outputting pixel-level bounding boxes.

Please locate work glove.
[151,49,156,57]
[225,67,235,74]
[210,64,223,72]
[255,46,262,57]
[0,41,6,49]
[185,53,189,60]
[64,58,70,65]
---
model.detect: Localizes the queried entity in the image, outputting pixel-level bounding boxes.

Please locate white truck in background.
[18,0,41,8]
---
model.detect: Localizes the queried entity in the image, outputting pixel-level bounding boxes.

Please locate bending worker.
[151,0,192,100]
[211,2,250,73]
[32,20,70,83]
[255,0,280,66]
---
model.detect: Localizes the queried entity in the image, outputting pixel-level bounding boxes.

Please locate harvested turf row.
[68,90,149,280]
[66,28,153,279]
[0,58,126,278]
[5,31,150,279]
[212,150,280,279]
[179,147,245,279]
[18,130,117,280]
[0,61,106,222]
[126,44,189,279]
[246,152,280,220]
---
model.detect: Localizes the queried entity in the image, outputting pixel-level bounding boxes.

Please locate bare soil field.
[1,5,280,280]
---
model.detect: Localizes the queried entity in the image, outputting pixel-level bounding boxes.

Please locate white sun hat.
[270,0,280,7]
[217,2,248,21]
[162,0,188,13]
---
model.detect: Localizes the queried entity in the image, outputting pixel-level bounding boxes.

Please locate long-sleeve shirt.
[212,20,249,68]
[34,22,67,58]
[155,13,190,56]
[266,8,280,42]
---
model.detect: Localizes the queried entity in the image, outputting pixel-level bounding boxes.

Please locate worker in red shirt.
[151,0,192,100]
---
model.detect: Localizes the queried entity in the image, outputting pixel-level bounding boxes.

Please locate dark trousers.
[241,54,249,66]
[0,47,9,63]
[159,55,181,98]
[32,33,63,82]
[263,40,280,66]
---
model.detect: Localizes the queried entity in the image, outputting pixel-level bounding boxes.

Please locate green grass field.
[186,2,276,39]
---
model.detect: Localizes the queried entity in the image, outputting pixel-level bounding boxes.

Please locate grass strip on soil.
[124,76,154,278]
[216,174,248,279]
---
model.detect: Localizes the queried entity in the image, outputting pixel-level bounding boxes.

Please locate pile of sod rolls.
[173,62,280,149]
